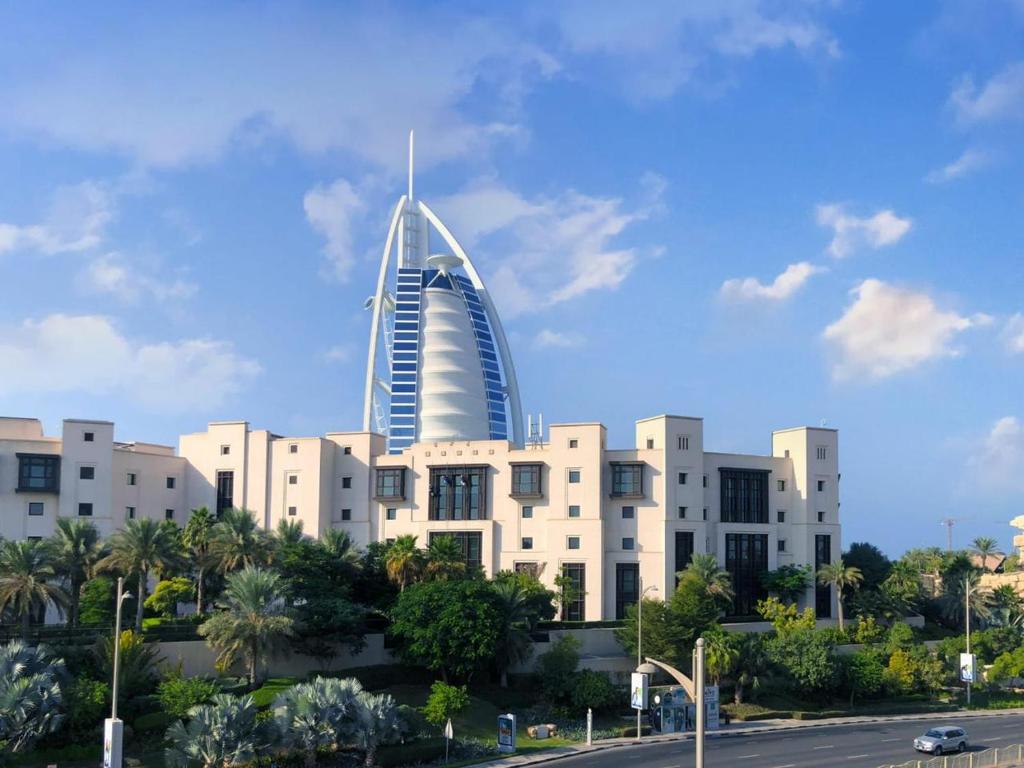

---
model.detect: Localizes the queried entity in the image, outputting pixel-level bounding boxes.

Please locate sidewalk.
[474,708,1024,768]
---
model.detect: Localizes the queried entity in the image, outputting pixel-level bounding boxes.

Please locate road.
[560,714,1024,768]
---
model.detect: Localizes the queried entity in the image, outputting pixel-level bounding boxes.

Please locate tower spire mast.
[408,129,414,202]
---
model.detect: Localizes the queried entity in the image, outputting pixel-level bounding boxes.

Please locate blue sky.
[0,1,1021,556]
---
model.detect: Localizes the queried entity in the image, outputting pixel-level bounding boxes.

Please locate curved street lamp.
[105,576,133,768]
[635,578,659,739]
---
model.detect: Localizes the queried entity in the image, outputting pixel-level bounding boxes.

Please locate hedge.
[614,724,653,737]
[731,709,792,721]
[133,711,176,735]
[792,710,845,720]
[376,738,446,768]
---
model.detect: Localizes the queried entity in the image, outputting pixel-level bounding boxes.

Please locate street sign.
[630,672,649,710]
[704,685,720,730]
[960,653,976,683]
[443,719,453,739]
[497,713,516,753]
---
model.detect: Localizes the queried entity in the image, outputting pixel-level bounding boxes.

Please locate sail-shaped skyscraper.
[362,133,524,452]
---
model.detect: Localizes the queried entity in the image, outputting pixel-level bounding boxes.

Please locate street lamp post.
[965,575,972,707]
[695,637,706,768]
[105,577,132,768]
[636,577,658,739]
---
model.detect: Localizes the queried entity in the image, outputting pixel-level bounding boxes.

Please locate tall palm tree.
[208,508,271,574]
[683,553,735,605]
[100,518,185,631]
[703,629,740,685]
[940,570,992,631]
[425,535,466,581]
[492,580,533,687]
[351,690,404,767]
[199,567,294,686]
[50,518,103,626]
[183,507,216,616]
[0,641,66,754]
[320,529,362,571]
[970,537,1002,571]
[272,676,364,768]
[0,539,69,639]
[273,519,307,550]
[732,632,769,704]
[816,559,863,632]
[384,535,423,591]
[165,694,269,768]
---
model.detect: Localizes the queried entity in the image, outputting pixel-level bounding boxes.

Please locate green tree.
[273,519,307,551]
[880,561,925,614]
[209,508,271,574]
[615,597,685,668]
[940,571,991,631]
[100,518,185,630]
[703,626,739,685]
[491,578,535,687]
[989,584,1024,627]
[732,632,769,704]
[0,539,68,638]
[988,646,1024,683]
[351,690,405,767]
[272,677,363,767]
[424,535,467,581]
[766,628,840,700]
[536,635,581,704]
[50,518,103,627]
[760,565,811,605]
[158,675,221,719]
[571,670,619,711]
[199,567,295,686]
[851,615,885,645]
[842,542,891,591]
[492,569,556,629]
[78,575,114,625]
[845,649,885,705]
[96,629,163,701]
[671,565,731,649]
[144,577,195,618]
[756,596,816,637]
[0,642,66,755]
[320,528,363,571]
[384,535,424,591]
[970,537,1002,570]
[165,694,269,768]
[389,579,503,682]
[683,553,735,609]
[816,559,863,633]
[423,681,469,726]
[63,677,109,741]
[182,507,216,616]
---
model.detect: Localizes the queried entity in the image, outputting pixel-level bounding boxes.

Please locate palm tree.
[425,535,466,581]
[320,529,362,571]
[816,559,863,632]
[940,570,992,631]
[352,690,405,767]
[683,553,735,605]
[100,518,184,631]
[208,508,271,574]
[989,583,1023,627]
[165,694,269,768]
[0,642,66,754]
[970,537,1002,571]
[384,535,423,591]
[272,676,364,768]
[0,539,69,639]
[274,519,307,549]
[50,518,103,626]
[199,567,294,686]
[183,508,216,616]
[492,580,533,687]
[703,629,740,685]
[732,633,769,704]
[96,629,163,701]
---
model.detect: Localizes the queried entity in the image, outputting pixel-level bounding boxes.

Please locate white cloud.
[720,261,825,302]
[1003,313,1024,354]
[925,148,992,183]
[533,329,585,348]
[950,62,1024,125]
[304,179,368,282]
[323,344,355,363]
[0,314,260,412]
[0,181,113,256]
[816,204,912,259]
[823,279,990,380]
[967,416,1024,495]
[82,252,197,303]
[433,175,664,317]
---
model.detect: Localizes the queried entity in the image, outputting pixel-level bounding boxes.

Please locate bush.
[570,670,618,712]
[423,681,469,726]
[79,576,115,625]
[376,738,446,768]
[615,724,653,737]
[63,677,110,742]
[536,635,581,704]
[792,710,845,720]
[133,710,175,736]
[144,578,195,618]
[157,675,221,719]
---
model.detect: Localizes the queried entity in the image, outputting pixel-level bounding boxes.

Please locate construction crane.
[940,518,959,551]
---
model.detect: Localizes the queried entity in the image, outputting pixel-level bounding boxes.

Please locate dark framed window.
[385,508,396,520]
[622,537,634,550]
[343,446,352,455]
[16,454,60,494]
[221,445,231,456]
[83,431,94,442]
[816,534,832,618]
[288,506,297,516]
[703,474,708,488]
[703,507,709,520]
[342,508,352,521]
[646,438,654,449]
[777,510,786,523]
[560,563,586,621]
[166,477,176,490]
[719,468,769,523]
[289,444,298,454]
[428,531,482,571]
[78,503,93,517]
[288,475,298,485]
[567,536,580,550]
[778,539,787,552]
[817,480,825,492]
[79,466,95,480]
[777,480,786,491]
[126,506,135,519]
[521,505,533,519]
[678,506,687,519]
[674,531,694,585]
[568,505,580,518]
[568,469,581,483]
[510,464,542,497]
[522,537,533,550]
[28,502,44,516]
[568,439,578,449]
[375,468,406,500]
[615,563,639,620]
[342,476,352,489]
[622,505,635,519]
[611,462,644,497]
[126,472,137,486]
[678,472,687,485]
[725,533,769,617]
[216,471,234,516]
[165,509,174,521]
[429,466,487,520]
[818,510,826,523]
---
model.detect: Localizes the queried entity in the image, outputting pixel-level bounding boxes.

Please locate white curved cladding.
[417,285,491,442]
[417,201,525,447]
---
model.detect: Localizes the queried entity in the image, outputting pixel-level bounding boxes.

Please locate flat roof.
[64,418,114,426]
[635,414,705,423]
[772,426,839,434]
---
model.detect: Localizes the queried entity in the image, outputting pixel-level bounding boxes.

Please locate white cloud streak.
[967,416,1024,495]
[533,329,585,348]
[816,204,912,259]
[925,148,992,183]
[82,252,197,304]
[303,178,368,282]
[0,181,113,256]
[720,261,824,302]
[1003,313,1024,354]
[950,62,1024,125]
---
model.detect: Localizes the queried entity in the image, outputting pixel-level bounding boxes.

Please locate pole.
[965,576,971,707]
[587,708,593,746]
[637,577,642,739]
[112,576,123,720]
[696,637,705,768]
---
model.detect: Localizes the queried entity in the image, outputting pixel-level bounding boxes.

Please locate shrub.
[157,676,221,719]
[988,646,1024,683]
[570,670,618,712]
[423,681,469,726]
[376,738,446,768]
[79,576,115,625]
[134,710,175,736]
[852,616,885,645]
[144,578,195,618]
[536,635,581,704]
[64,677,110,741]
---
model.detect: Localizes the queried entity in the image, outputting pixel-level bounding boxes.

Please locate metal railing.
[879,744,1024,768]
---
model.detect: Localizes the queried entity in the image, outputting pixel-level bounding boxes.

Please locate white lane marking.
[847,755,870,760]
[813,745,835,750]
[1003,724,1020,729]
[738,754,761,759]
[988,736,1005,741]
[772,764,797,768]
[881,737,901,742]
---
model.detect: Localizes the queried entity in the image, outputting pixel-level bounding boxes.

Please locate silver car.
[914,726,969,755]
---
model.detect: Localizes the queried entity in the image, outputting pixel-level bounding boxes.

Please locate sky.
[0,1,1021,557]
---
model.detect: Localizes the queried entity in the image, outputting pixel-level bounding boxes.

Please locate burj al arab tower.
[362,133,524,453]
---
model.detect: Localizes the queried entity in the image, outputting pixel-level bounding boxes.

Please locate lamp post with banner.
[633,577,658,739]
[103,577,132,768]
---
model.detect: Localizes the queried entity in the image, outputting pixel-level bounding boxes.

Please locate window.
[511,464,542,497]
[126,506,135,520]
[816,445,828,461]
[165,509,175,521]
[674,531,694,583]
[703,507,709,521]
[569,438,579,449]
[288,475,298,485]
[778,539,787,552]
[568,505,581,518]
[342,476,352,489]
[567,536,581,550]
[678,472,688,485]
[611,463,643,497]
[166,476,176,489]
[817,480,825,492]
[560,563,586,621]
[78,503,93,517]
[289,444,299,454]
[703,474,708,488]
[514,562,538,576]
[719,468,769,524]
[126,472,137,486]
[784,449,790,458]
[622,537,634,550]
[521,537,533,550]
[777,509,786,523]
[221,445,231,456]
[28,502,44,516]
[375,468,406,500]
[725,533,769,616]
[521,505,533,519]
[16,454,60,493]
[777,480,786,492]
[678,506,687,519]
[79,466,95,480]
[428,466,487,520]
[815,534,832,617]
[678,435,690,450]
[568,469,581,484]
[342,508,352,521]
[216,471,234,516]
[428,532,482,571]
[84,431,94,442]
[646,438,654,449]
[343,446,352,455]
[817,510,825,523]
[622,505,635,519]
[616,563,639,620]
[385,507,396,520]
[288,506,297,517]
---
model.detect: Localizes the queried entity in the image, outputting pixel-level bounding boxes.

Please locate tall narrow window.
[817,480,825,492]
[560,563,586,621]
[678,472,688,485]
[615,563,639,620]
[678,506,687,519]
[126,506,135,520]
[166,476,176,489]
[342,476,352,489]
[428,466,487,520]
[678,436,690,450]
[165,509,175,521]
[725,533,769,617]
[674,531,694,584]
[816,534,832,618]
[216,471,234,516]
[816,446,828,461]
[126,472,137,486]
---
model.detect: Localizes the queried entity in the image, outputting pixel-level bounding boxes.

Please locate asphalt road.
[560,714,1024,768]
